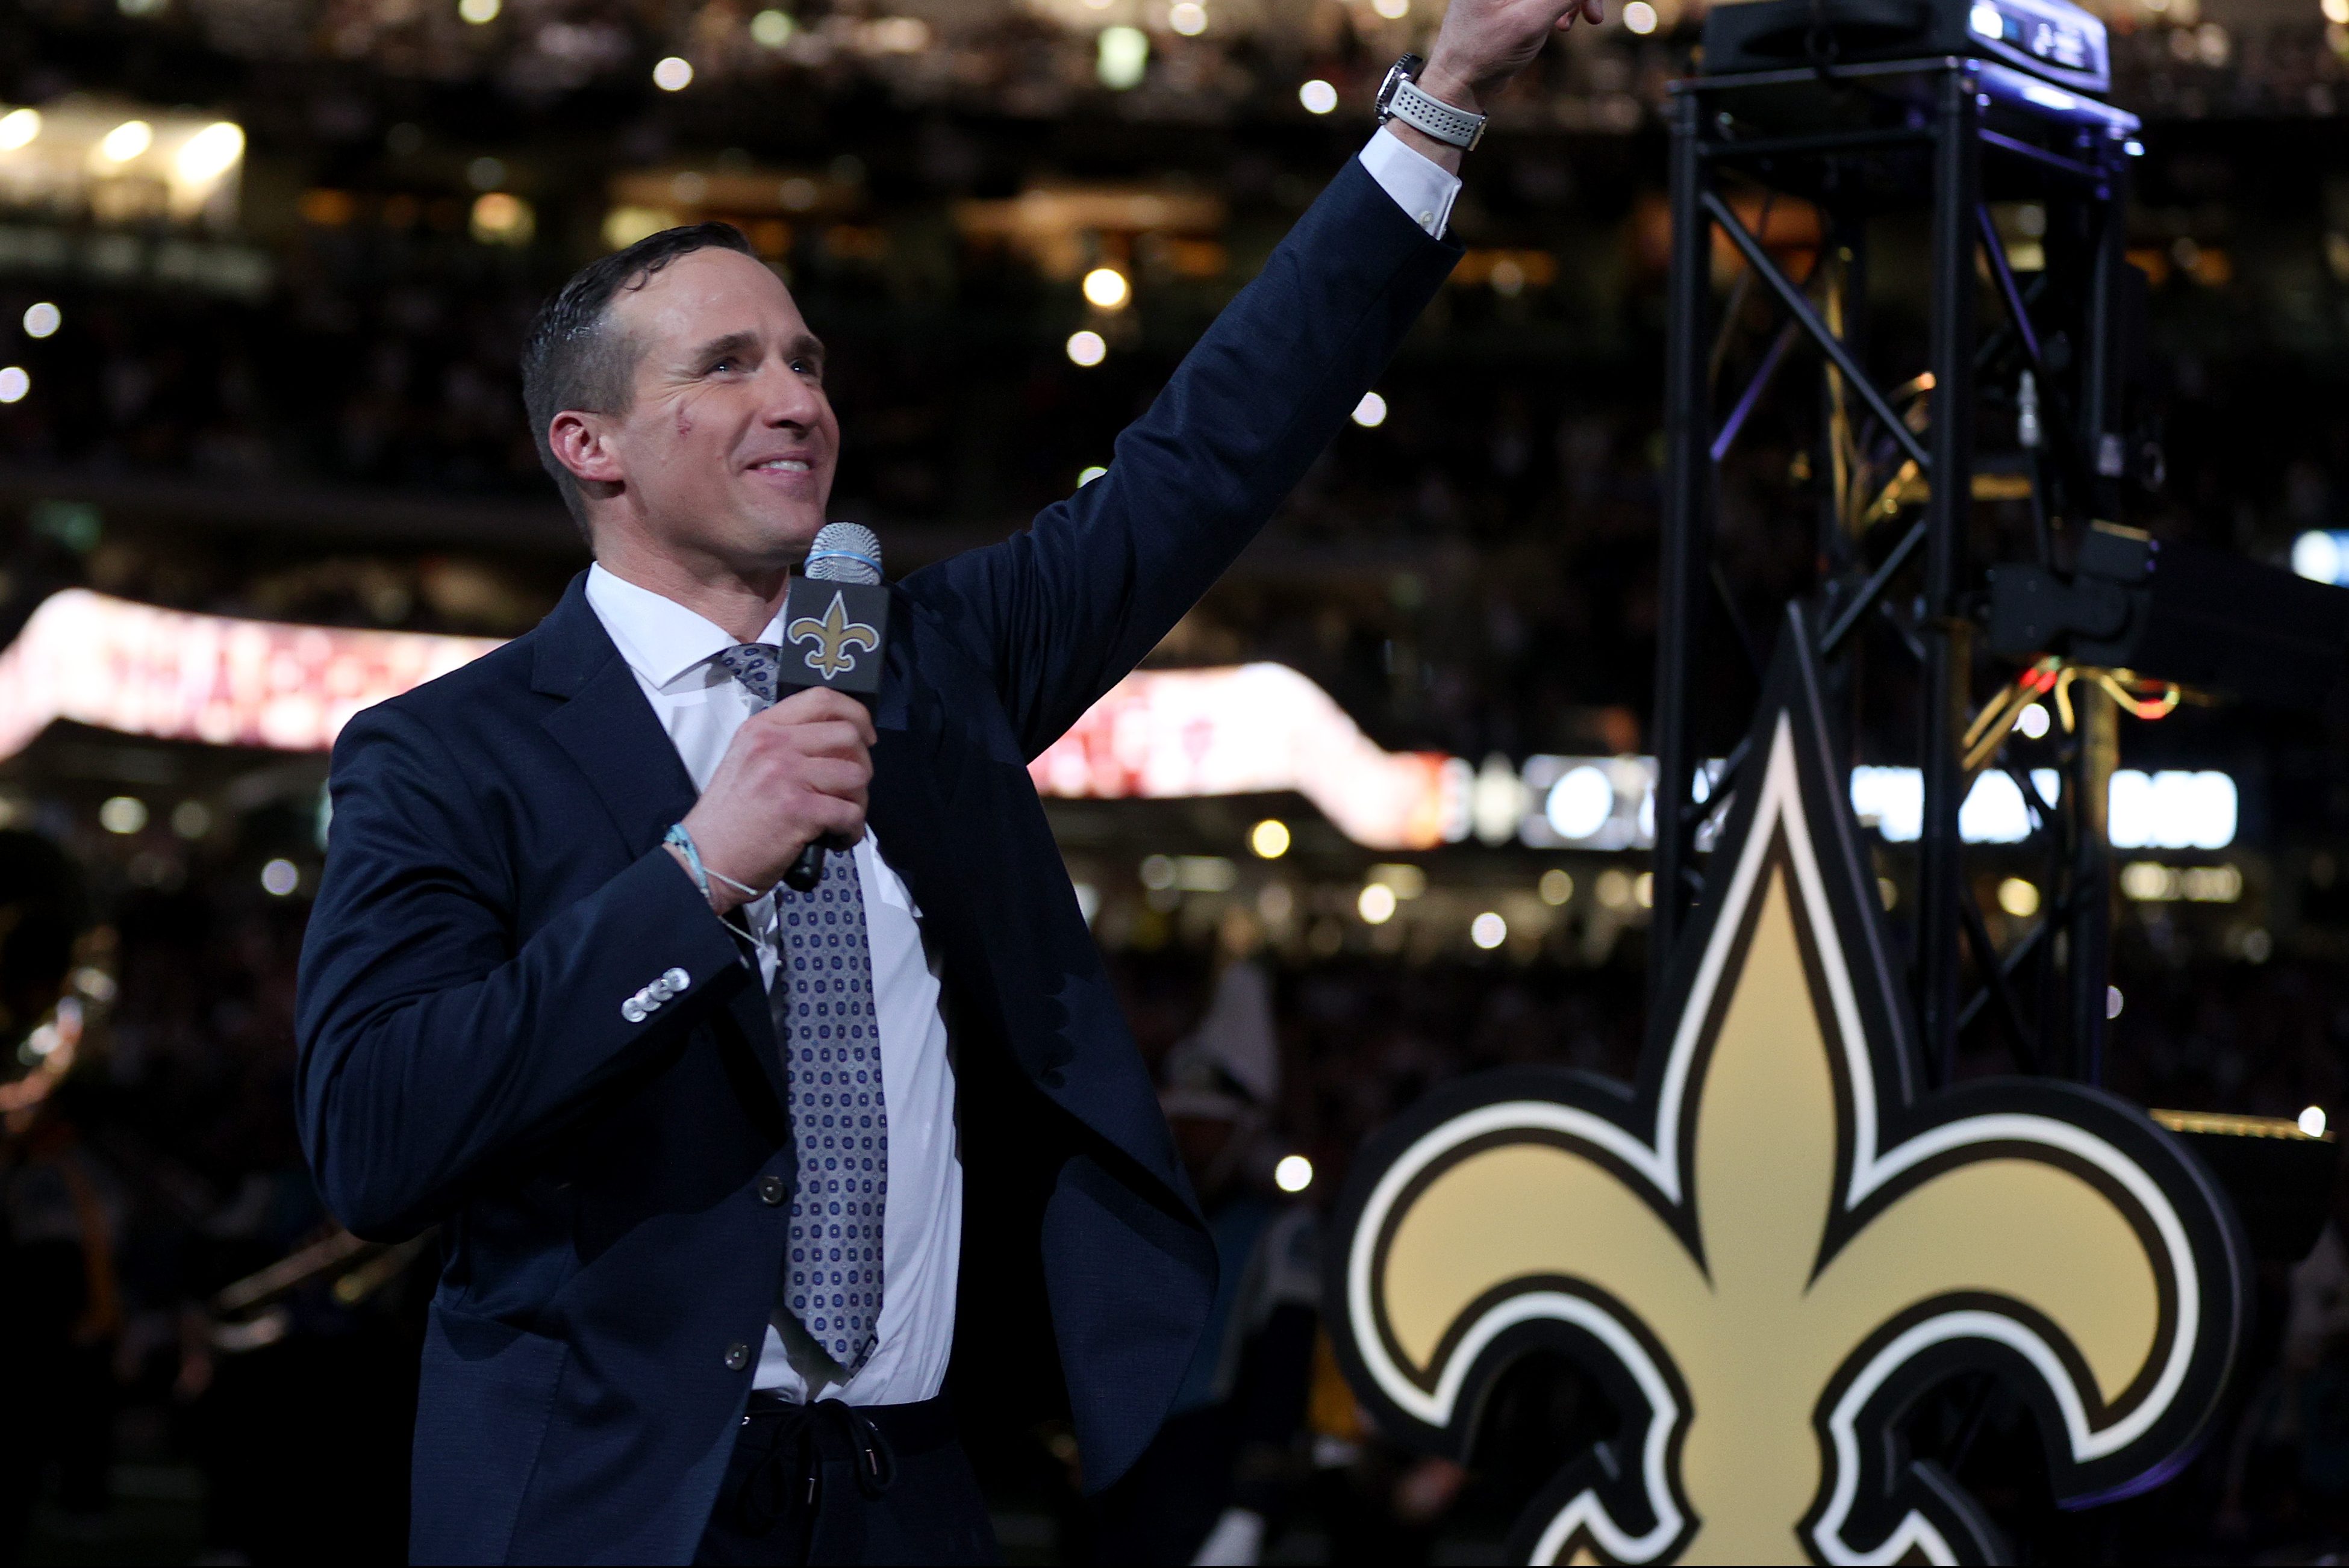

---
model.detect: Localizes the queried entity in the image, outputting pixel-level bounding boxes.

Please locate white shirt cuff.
[1358,127,1463,240]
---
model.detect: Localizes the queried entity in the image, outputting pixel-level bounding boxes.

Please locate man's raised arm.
[905,0,1601,758]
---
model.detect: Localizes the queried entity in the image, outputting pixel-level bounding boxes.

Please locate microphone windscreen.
[805,523,883,586]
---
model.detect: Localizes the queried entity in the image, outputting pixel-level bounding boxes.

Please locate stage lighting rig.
[1988,523,2349,710]
[1650,14,2147,1090]
[1703,0,2110,97]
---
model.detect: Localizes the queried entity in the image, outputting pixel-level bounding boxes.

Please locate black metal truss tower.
[1647,54,2142,1086]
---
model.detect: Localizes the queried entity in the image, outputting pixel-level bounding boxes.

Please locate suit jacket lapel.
[864,614,939,921]
[540,654,699,857]
[530,574,790,1112]
[862,611,1197,1213]
[861,613,994,1047]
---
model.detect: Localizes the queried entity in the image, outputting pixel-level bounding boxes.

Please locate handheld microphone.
[776,522,888,892]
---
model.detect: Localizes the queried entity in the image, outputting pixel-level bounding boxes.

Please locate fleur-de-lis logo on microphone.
[1327,609,2250,1566]
[787,590,881,682]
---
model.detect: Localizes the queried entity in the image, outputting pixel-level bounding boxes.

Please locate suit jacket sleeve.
[294,702,745,1240]
[903,155,1461,758]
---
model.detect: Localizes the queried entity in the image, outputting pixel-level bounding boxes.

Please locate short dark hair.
[520,222,758,535]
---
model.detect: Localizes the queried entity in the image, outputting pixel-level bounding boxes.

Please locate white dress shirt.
[579,134,1457,1405]
[587,565,962,1406]
[1363,123,1464,239]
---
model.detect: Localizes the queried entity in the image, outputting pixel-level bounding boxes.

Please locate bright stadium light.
[2293,529,2349,584]
[1624,1,1659,32]
[1470,911,1508,949]
[98,119,154,163]
[1352,391,1387,428]
[2301,1105,2330,1139]
[0,367,27,403]
[1082,267,1131,310]
[1250,818,1291,859]
[1299,79,1338,114]
[1065,329,1106,367]
[1958,770,2033,844]
[175,121,244,184]
[653,56,694,91]
[2108,770,2236,851]
[1274,1154,1314,1192]
[0,109,41,151]
[1997,877,2040,918]
[459,0,500,22]
[1546,765,1615,841]
[752,8,796,45]
[1358,883,1397,924]
[1098,26,1149,89]
[1170,1,1208,35]
[1848,765,2235,850]
[261,858,300,897]
[1848,765,1927,843]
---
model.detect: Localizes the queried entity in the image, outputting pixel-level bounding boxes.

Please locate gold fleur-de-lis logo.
[1329,615,2250,1566]
[786,590,880,682]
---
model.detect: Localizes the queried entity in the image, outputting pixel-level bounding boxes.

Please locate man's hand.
[1423,0,1605,111]
[670,686,873,914]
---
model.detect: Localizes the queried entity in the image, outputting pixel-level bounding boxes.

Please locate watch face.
[1377,52,1421,114]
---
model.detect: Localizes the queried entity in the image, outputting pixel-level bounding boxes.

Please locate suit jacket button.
[663,966,690,992]
[758,1175,787,1206]
[724,1342,751,1371]
[622,998,647,1024]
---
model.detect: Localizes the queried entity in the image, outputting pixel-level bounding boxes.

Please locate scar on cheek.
[675,408,692,437]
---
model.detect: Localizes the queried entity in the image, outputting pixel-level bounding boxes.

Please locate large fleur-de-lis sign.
[1327,608,2251,1565]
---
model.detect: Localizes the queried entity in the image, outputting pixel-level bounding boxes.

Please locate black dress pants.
[694,1394,999,1566]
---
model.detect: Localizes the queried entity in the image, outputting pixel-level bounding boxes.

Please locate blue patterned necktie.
[711,642,888,1375]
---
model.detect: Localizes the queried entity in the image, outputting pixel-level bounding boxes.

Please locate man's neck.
[592,540,790,644]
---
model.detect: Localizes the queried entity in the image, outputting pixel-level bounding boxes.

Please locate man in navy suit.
[296,1,1599,1561]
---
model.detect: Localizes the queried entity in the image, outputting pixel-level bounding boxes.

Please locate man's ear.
[548,409,625,490]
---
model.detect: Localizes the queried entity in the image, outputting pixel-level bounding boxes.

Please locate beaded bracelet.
[663,823,713,901]
[664,823,766,947]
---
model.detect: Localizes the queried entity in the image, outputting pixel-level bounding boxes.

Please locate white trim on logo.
[1341,718,2209,1566]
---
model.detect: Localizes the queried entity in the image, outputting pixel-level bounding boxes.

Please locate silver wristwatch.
[1375,54,1486,151]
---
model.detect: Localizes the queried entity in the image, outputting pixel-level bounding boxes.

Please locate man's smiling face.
[594,246,840,570]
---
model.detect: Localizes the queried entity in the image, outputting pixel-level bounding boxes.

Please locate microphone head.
[805,522,882,586]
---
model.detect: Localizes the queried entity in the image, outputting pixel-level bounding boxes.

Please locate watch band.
[1384,74,1486,151]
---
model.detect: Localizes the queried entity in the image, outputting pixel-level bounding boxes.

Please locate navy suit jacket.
[295,158,1458,1566]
